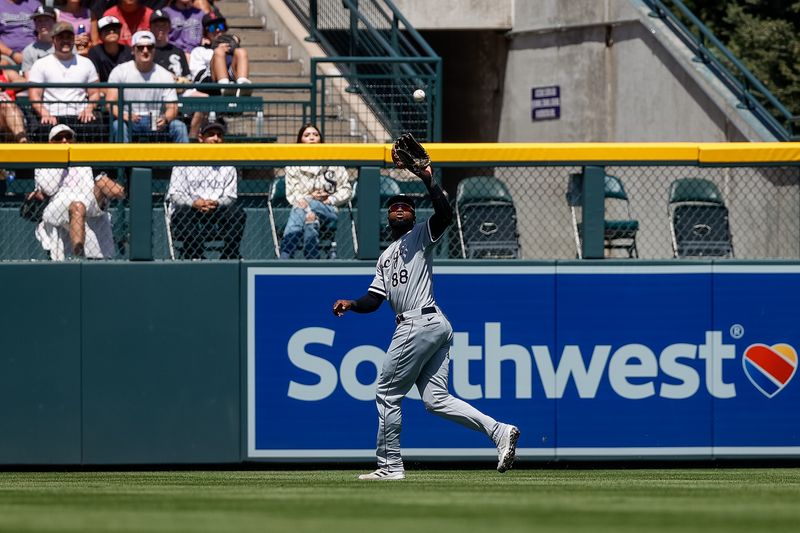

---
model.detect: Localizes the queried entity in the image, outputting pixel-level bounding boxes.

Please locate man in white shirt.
[107,30,189,143]
[27,21,101,142]
[166,120,246,259]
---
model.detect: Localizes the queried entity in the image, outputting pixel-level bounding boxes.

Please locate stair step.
[236,30,279,47]
[227,17,264,29]
[219,2,251,17]
[249,61,303,76]
[243,45,288,60]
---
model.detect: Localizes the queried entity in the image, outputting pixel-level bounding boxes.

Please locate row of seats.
[567,175,735,259]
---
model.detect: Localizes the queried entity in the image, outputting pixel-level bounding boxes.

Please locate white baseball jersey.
[368,219,441,316]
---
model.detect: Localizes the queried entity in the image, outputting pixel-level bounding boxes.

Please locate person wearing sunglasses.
[29,124,125,259]
[107,30,189,143]
[189,13,250,97]
[102,0,153,46]
[332,148,520,481]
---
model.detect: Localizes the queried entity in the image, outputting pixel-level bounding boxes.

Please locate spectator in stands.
[0,0,39,66]
[56,0,94,56]
[151,9,190,80]
[88,15,132,82]
[0,66,28,142]
[30,124,125,259]
[27,22,101,141]
[163,0,204,56]
[103,0,153,46]
[189,14,250,96]
[108,30,189,143]
[280,124,352,259]
[21,6,56,76]
[166,120,246,259]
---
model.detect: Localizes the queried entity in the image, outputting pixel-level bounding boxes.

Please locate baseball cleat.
[496,425,520,473]
[358,469,406,480]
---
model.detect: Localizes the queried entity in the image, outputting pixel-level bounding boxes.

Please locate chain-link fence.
[1,160,798,261]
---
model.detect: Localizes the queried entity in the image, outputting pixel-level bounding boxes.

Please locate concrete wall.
[498,0,774,142]
[391,0,513,30]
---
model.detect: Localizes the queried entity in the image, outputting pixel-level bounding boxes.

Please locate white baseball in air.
[413,89,426,102]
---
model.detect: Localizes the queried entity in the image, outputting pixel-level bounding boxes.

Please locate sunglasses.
[389,203,414,213]
[100,26,120,34]
[51,133,74,141]
[135,44,154,51]
[205,22,226,32]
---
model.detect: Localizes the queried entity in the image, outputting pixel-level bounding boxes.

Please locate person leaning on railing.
[0,65,28,142]
[27,21,101,142]
[29,124,125,259]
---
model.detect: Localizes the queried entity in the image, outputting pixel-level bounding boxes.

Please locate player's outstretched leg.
[495,423,520,473]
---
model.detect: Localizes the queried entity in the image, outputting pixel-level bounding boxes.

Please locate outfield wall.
[2,261,799,465]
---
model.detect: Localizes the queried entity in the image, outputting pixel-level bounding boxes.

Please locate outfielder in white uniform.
[333,164,520,480]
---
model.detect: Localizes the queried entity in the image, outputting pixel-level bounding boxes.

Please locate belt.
[396,306,437,325]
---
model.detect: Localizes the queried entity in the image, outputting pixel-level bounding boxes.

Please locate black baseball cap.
[33,5,57,20]
[150,9,170,24]
[386,194,416,210]
[201,121,226,136]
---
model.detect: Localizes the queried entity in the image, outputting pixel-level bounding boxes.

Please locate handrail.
[644,0,798,141]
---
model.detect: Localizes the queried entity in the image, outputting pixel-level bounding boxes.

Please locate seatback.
[456,176,520,259]
[669,178,733,257]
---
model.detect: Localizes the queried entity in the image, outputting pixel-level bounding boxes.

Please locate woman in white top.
[280,124,353,259]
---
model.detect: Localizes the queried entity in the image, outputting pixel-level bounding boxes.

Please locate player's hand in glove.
[392,133,432,181]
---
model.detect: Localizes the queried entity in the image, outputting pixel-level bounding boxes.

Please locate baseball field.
[0,468,798,532]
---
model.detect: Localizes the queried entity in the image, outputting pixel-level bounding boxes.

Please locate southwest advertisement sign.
[247,265,800,460]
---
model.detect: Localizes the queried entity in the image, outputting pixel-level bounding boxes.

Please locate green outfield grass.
[0,469,799,533]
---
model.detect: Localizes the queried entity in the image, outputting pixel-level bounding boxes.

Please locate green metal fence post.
[581,165,605,259]
[305,0,320,42]
[357,166,380,260]
[129,167,153,261]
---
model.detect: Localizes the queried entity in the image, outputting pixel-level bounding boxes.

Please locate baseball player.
[332,134,520,480]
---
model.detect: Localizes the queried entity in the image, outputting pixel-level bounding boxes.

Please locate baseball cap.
[201,121,227,136]
[48,124,76,141]
[97,15,122,31]
[150,9,170,24]
[386,194,416,210]
[33,5,57,20]
[202,13,227,28]
[51,21,75,36]
[131,30,156,47]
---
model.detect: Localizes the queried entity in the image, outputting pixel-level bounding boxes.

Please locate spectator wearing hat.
[0,0,39,66]
[163,0,204,55]
[103,0,153,46]
[151,9,190,80]
[108,30,189,143]
[56,0,94,55]
[88,15,132,82]
[189,14,250,97]
[29,124,125,259]
[27,21,101,140]
[21,6,56,75]
[166,120,246,259]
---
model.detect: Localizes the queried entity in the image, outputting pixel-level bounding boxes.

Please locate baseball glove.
[392,133,430,175]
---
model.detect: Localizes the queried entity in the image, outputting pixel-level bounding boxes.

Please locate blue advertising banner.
[247,265,800,460]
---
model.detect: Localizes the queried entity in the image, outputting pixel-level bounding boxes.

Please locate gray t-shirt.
[21,40,53,73]
[368,219,440,316]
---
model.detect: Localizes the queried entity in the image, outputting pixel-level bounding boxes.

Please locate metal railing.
[283,0,442,141]
[644,0,798,141]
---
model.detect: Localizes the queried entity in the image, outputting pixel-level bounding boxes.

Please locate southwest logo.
[742,343,798,398]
